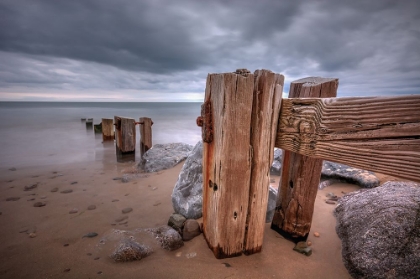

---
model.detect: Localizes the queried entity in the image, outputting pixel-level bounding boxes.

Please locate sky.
[0,0,419,102]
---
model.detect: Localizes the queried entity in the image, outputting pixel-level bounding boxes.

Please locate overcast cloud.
[0,0,419,101]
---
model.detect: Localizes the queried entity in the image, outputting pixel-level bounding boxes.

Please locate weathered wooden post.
[139,117,153,157]
[271,77,338,242]
[102,118,114,141]
[198,69,283,259]
[114,116,136,162]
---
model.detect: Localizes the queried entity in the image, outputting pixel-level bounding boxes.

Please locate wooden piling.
[114,116,136,157]
[102,118,114,141]
[271,77,338,242]
[139,117,153,157]
[244,70,284,254]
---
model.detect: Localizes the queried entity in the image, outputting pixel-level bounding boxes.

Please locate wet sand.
[0,159,363,279]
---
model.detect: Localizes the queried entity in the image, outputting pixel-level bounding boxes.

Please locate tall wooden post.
[114,116,136,161]
[244,70,284,254]
[199,69,284,259]
[271,77,338,242]
[102,118,114,141]
[139,117,153,157]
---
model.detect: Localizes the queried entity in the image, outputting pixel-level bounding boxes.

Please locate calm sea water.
[0,102,202,169]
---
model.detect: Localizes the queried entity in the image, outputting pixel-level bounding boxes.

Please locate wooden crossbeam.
[275,95,420,183]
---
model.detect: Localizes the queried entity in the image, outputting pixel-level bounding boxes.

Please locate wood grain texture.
[271,77,338,240]
[102,118,114,141]
[139,117,153,157]
[244,70,284,254]
[114,116,136,153]
[202,72,254,259]
[275,95,420,183]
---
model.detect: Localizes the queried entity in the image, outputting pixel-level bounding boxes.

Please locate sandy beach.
[0,154,379,279]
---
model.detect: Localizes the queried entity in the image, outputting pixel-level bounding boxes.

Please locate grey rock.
[293,241,312,256]
[270,148,283,175]
[69,208,78,214]
[110,239,152,262]
[266,187,278,223]
[182,219,201,241]
[33,201,46,207]
[50,187,58,192]
[6,197,20,201]
[24,183,38,191]
[61,189,73,194]
[87,205,96,210]
[83,232,98,238]
[148,226,183,251]
[334,181,420,279]
[168,213,186,232]
[139,143,193,173]
[122,207,133,214]
[172,141,203,219]
[321,161,380,188]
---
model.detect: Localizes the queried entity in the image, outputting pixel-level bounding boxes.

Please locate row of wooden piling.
[84,116,153,158]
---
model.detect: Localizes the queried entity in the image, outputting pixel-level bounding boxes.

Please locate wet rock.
[293,241,312,256]
[168,213,186,233]
[112,199,119,202]
[9,167,17,171]
[139,143,193,173]
[313,232,320,237]
[334,181,420,279]
[69,208,78,214]
[83,232,98,238]
[33,202,46,207]
[110,239,152,262]
[270,148,283,175]
[321,161,380,188]
[29,233,36,238]
[24,183,38,191]
[121,175,130,183]
[172,141,203,219]
[87,205,96,210]
[122,207,133,214]
[6,197,20,201]
[115,216,128,222]
[325,200,336,205]
[70,181,78,185]
[182,219,201,241]
[50,187,58,192]
[61,189,73,194]
[266,187,278,223]
[148,226,184,251]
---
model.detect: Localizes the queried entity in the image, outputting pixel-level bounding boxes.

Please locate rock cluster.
[334,181,420,278]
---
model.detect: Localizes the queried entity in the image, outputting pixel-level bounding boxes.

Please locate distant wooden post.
[114,116,136,160]
[139,117,153,157]
[102,118,114,141]
[271,77,338,242]
[199,69,283,259]
[85,118,93,129]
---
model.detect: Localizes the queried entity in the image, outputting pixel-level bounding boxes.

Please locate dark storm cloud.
[0,0,419,100]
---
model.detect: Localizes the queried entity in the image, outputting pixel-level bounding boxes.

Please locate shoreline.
[0,156,366,278]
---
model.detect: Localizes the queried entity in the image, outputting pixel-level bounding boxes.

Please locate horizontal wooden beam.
[275,95,420,183]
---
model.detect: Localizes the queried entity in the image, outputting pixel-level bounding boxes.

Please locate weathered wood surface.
[102,118,114,141]
[139,117,153,157]
[271,77,338,241]
[202,71,254,259]
[275,95,420,183]
[114,116,136,153]
[244,70,284,254]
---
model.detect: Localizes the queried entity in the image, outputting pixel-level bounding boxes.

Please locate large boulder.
[321,161,380,188]
[172,141,203,219]
[139,143,193,173]
[334,181,420,279]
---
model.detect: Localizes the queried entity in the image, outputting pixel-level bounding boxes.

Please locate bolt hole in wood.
[289,181,294,189]
[233,212,237,220]
[209,180,218,191]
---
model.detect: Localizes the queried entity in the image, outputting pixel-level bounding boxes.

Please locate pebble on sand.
[115,215,129,222]
[69,208,78,214]
[29,233,36,238]
[325,200,336,204]
[82,232,98,238]
[33,202,46,207]
[112,199,119,202]
[314,232,320,237]
[9,167,17,171]
[50,187,58,192]
[61,189,73,194]
[87,205,96,210]
[122,207,133,214]
[70,181,78,185]
[24,183,38,191]
[6,197,20,201]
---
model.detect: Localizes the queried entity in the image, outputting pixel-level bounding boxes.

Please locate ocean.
[0,102,202,169]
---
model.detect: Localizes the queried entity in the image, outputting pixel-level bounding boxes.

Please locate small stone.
[70,181,78,185]
[182,219,201,241]
[223,263,232,268]
[325,200,336,204]
[97,271,103,275]
[113,177,121,180]
[64,243,69,247]
[293,241,312,256]
[87,205,96,210]
[122,207,133,214]
[6,197,20,201]
[69,208,78,214]
[112,199,119,202]
[33,202,46,207]
[175,252,182,257]
[314,232,320,237]
[83,232,98,238]
[147,226,184,251]
[307,241,312,246]
[29,233,36,238]
[64,268,71,273]
[50,187,58,192]
[61,189,73,194]
[27,198,35,201]
[94,257,100,260]
[153,202,161,206]
[24,183,38,191]
[40,196,47,199]
[87,253,92,256]
[9,167,17,171]
[115,216,129,222]
[186,252,197,259]
[168,213,186,232]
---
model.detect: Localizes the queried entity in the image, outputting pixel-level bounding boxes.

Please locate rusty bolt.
[196,116,203,127]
